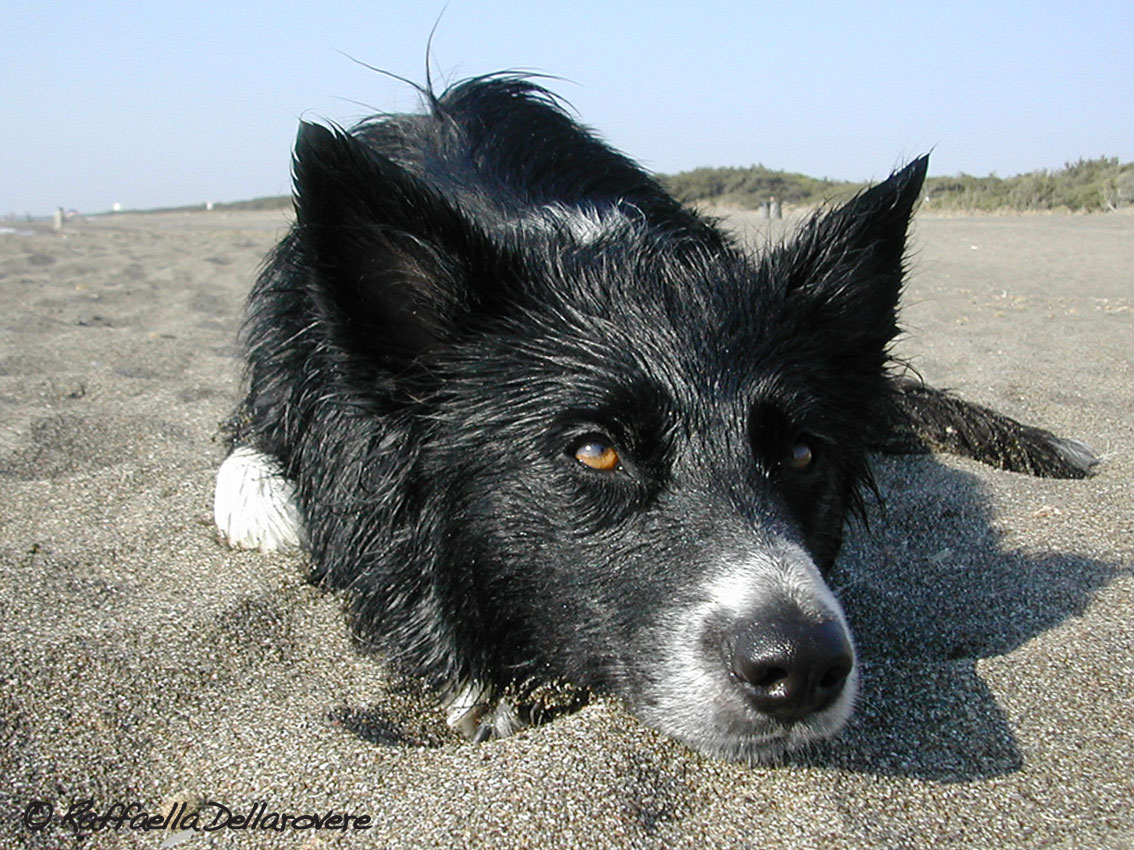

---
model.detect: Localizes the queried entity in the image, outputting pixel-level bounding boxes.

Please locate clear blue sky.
[4,1,1132,216]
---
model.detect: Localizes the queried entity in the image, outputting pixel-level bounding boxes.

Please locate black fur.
[222,75,1095,762]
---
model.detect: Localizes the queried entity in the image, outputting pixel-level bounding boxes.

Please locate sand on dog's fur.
[1,208,1131,849]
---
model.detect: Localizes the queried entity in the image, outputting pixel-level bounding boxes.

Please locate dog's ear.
[291,121,514,367]
[772,155,928,361]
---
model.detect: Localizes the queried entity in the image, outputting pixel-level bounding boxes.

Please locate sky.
[4,1,1132,216]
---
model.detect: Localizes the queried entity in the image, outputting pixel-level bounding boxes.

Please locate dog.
[214,75,1095,763]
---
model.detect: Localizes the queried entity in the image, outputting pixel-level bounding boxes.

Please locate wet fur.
[217,75,1095,762]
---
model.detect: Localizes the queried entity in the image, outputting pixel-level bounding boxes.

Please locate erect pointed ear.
[771,155,928,359]
[291,121,513,368]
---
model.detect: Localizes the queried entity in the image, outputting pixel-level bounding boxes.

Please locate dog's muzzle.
[637,543,858,762]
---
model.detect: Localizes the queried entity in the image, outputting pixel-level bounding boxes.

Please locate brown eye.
[788,442,813,471]
[575,440,620,471]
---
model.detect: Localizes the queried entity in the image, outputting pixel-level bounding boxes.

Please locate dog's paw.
[213,447,305,551]
[443,677,593,741]
[443,680,529,741]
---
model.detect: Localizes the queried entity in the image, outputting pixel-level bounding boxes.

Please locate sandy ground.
[1,206,1130,849]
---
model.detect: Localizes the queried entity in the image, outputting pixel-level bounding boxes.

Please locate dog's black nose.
[729,617,853,724]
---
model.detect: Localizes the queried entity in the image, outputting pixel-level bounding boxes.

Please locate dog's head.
[288,122,926,762]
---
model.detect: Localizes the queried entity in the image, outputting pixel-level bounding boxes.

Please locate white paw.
[214,447,305,552]
[444,679,495,738]
[443,679,526,741]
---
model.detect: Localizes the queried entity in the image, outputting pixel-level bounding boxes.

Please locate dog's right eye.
[572,438,621,472]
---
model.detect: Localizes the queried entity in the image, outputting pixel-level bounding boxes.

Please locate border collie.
[214,75,1095,763]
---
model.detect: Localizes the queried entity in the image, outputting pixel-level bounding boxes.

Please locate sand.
[1,207,1130,849]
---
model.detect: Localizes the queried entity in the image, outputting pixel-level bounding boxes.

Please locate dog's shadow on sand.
[797,454,1124,782]
[327,453,1122,782]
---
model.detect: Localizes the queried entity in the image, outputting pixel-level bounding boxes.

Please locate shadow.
[327,673,452,749]
[323,453,1122,781]
[797,454,1125,781]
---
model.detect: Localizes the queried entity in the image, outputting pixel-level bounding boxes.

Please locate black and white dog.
[214,75,1094,763]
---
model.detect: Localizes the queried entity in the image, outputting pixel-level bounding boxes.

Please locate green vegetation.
[659,157,1134,213]
[114,157,1133,217]
[212,195,292,212]
[659,165,861,208]
[923,158,1134,212]
[97,195,291,217]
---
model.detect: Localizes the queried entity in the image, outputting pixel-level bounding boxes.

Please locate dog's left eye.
[573,439,621,472]
[787,442,814,471]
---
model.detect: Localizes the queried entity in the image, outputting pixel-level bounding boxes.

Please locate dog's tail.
[877,377,1098,479]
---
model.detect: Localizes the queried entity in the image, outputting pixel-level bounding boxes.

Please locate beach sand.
[1,207,1130,848]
